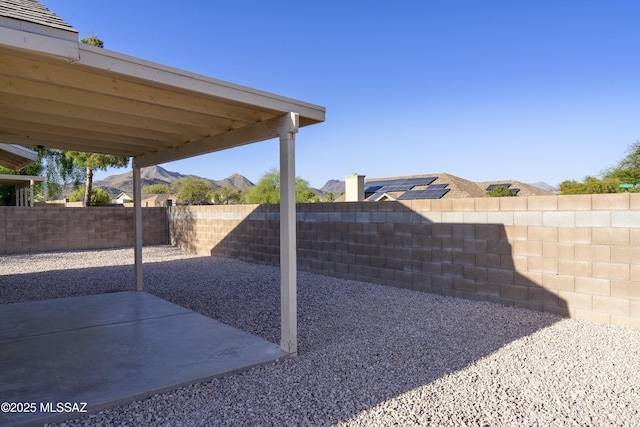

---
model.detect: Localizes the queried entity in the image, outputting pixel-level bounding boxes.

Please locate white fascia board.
[0,143,38,162]
[0,23,79,61]
[77,44,325,124]
[0,174,45,185]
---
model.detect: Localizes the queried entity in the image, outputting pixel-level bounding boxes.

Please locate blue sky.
[44,0,640,189]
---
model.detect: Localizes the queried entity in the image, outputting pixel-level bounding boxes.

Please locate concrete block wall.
[0,206,167,254]
[168,205,282,264]
[169,194,640,329]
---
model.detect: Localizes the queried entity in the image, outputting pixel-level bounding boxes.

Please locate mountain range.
[94,165,554,199]
[94,166,255,198]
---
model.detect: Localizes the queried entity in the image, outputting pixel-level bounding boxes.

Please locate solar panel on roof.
[365,177,437,190]
[397,191,419,200]
[398,188,449,200]
[427,183,449,189]
[486,183,511,191]
[405,177,437,186]
[426,189,449,199]
[364,185,383,193]
[510,188,520,195]
[364,177,441,199]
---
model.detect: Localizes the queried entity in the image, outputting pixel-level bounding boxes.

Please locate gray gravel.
[1,246,639,426]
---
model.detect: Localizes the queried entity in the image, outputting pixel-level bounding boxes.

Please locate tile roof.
[0,0,77,33]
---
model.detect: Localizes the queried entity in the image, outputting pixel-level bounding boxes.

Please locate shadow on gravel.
[1,201,572,425]
[159,200,573,424]
[0,224,568,426]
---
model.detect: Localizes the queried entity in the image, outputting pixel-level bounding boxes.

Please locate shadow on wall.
[163,201,575,423]
[170,201,570,318]
[168,206,198,254]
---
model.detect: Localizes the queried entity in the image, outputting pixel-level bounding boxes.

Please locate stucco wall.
[0,206,167,254]
[169,194,640,329]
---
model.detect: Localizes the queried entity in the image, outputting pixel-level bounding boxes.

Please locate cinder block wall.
[169,194,640,329]
[0,206,167,254]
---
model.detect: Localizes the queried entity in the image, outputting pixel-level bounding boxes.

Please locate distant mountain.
[214,173,254,190]
[93,165,254,198]
[321,179,345,195]
[140,165,185,183]
[529,182,557,192]
[91,167,555,201]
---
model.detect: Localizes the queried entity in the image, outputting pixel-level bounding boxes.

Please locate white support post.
[29,180,34,207]
[279,112,299,355]
[132,159,143,291]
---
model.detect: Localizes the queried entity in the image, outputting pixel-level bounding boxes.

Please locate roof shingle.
[0,0,77,33]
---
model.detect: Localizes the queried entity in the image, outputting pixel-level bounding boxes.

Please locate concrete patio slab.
[0,292,287,427]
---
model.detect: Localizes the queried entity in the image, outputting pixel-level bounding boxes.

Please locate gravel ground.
[1,246,639,426]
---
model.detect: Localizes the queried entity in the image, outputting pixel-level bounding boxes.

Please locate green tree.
[243,169,280,204]
[584,176,624,194]
[68,187,110,205]
[242,168,318,204]
[325,192,335,202]
[558,179,584,195]
[143,184,171,194]
[64,34,129,206]
[559,176,624,195]
[604,140,640,184]
[211,187,243,205]
[0,147,84,205]
[296,177,318,203]
[486,186,516,197]
[81,34,104,48]
[35,147,85,200]
[172,177,214,205]
[65,151,128,206]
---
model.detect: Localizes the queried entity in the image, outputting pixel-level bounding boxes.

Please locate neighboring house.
[113,192,133,204]
[106,192,177,206]
[342,173,551,201]
[123,193,177,207]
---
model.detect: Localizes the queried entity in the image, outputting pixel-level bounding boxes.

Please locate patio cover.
[0,3,325,354]
[0,174,44,206]
[0,143,37,170]
[0,142,42,206]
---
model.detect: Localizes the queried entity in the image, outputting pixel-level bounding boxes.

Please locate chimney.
[345,174,365,202]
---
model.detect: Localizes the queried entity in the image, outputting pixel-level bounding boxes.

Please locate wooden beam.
[134,115,284,168]
[77,45,325,123]
[0,73,253,129]
[0,107,182,143]
[0,50,283,124]
[1,92,220,137]
[0,133,145,157]
[0,118,178,153]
